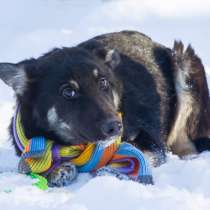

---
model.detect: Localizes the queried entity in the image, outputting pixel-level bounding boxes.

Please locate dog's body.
[78,31,210,158]
[0,31,210,184]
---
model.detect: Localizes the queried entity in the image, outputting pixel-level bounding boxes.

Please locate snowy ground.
[1,1,210,210]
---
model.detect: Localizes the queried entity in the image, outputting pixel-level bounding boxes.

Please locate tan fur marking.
[112,90,120,109]
[69,80,79,90]
[93,69,99,78]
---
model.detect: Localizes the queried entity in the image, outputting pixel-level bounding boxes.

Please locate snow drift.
[0,1,210,210]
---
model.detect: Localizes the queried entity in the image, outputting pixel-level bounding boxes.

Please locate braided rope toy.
[13,106,153,188]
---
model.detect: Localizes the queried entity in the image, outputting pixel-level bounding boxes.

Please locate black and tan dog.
[0,31,209,185]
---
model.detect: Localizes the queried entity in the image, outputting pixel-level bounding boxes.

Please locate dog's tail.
[167,41,210,156]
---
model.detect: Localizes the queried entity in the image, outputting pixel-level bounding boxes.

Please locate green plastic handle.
[28,172,48,190]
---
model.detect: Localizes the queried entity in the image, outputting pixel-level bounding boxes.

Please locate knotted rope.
[13,106,153,184]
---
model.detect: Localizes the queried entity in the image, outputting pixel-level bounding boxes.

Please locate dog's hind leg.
[194,137,210,153]
[167,41,210,156]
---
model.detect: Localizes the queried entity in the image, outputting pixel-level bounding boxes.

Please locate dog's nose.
[101,119,122,137]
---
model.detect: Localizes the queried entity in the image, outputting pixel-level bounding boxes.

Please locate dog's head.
[0,47,123,145]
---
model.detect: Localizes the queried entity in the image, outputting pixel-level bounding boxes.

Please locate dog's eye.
[99,77,109,91]
[60,85,79,100]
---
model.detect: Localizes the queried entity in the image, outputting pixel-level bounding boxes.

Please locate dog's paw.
[95,166,131,180]
[47,162,78,187]
[95,166,153,185]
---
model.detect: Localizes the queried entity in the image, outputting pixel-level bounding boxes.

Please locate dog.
[0,31,210,186]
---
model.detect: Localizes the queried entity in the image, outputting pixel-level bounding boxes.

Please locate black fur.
[0,30,209,166]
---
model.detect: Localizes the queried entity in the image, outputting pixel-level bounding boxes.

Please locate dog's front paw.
[47,162,78,187]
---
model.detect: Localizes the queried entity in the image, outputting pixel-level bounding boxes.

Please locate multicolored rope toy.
[13,106,153,186]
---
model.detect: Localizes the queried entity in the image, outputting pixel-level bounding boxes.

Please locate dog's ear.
[104,49,121,69]
[0,63,26,95]
[94,48,121,69]
[79,40,121,69]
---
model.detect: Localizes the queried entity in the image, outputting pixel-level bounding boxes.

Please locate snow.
[0,0,210,210]
[1,149,210,210]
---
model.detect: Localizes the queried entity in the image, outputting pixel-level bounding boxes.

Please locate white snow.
[0,0,210,210]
